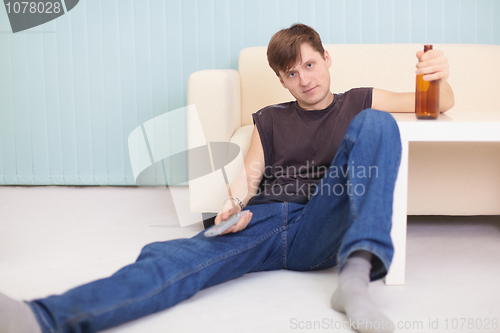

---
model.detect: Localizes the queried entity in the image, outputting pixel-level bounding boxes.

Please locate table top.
[390,110,500,142]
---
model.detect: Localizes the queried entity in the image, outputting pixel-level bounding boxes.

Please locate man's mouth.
[304,86,317,93]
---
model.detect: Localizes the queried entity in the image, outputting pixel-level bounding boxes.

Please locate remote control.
[204,211,250,237]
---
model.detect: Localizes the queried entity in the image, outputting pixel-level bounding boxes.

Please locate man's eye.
[289,72,296,77]
[307,63,313,68]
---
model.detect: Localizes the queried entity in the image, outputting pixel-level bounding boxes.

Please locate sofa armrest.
[229,125,253,158]
[187,69,241,143]
[187,69,242,214]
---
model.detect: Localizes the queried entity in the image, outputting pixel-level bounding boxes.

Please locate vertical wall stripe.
[43,22,61,185]
[214,0,231,69]
[56,5,76,184]
[461,0,478,43]
[244,0,261,47]
[229,0,244,69]
[495,0,500,45]
[330,0,346,43]
[411,0,427,43]
[345,0,362,43]
[297,0,316,28]
[1,0,499,185]
[41,30,49,184]
[314,0,330,43]
[72,0,88,184]
[477,0,494,44]
[30,25,49,184]
[361,0,377,43]
[118,0,137,184]
[0,31,7,182]
[197,0,215,69]
[107,0,124,184]
[444,0,461,43]
[378,0,394,43]
[427,0,445,43]
[278,0,298,33]
[0,32,14,183]
[394,0,411,43]
[14,34,30,183]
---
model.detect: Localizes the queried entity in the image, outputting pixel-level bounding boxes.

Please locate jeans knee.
[138,241,165,260]
[359,108,399,135]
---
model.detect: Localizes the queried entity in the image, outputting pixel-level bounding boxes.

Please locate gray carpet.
[1,186,499,333]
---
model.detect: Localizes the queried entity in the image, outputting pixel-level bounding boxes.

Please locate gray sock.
[0,293,42,333]
[331,251,394,333]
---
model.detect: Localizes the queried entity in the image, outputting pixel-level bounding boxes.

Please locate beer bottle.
[415,45,439,119]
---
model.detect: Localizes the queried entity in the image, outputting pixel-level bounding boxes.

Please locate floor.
[1,186,499,333]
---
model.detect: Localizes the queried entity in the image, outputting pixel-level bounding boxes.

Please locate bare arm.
[372,49,455,113]
[215,125,265,234]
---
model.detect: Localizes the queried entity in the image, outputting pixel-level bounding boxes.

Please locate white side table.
[385,110,500,285]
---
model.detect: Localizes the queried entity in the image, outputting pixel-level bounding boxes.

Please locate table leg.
[385,140,409,286]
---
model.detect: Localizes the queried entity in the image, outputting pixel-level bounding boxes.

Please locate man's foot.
[0,292,42,333]
[331,251,394,333]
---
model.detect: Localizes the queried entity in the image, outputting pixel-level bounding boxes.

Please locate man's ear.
[324,50,332,68]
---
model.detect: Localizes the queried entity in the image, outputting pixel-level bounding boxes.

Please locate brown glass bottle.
[415,45,439,119]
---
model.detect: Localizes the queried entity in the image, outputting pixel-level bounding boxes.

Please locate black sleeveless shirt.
[247,87,373,206]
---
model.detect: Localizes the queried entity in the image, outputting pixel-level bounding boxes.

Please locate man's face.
[278,42,333,110]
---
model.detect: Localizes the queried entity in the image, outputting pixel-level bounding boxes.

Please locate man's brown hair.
[267,23,325,78]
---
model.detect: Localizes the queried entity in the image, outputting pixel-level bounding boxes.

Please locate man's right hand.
[214,199,253,235]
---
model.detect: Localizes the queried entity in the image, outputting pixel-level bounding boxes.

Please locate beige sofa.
[187,44,500,217]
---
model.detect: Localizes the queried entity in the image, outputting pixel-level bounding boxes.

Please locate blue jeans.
[28,109,402,333]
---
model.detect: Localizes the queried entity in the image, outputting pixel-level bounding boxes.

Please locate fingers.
[221,211,253,235]
[215,205,235,225]
[415,49,449,81]
[215,197,243,225]
[416,49,443,61]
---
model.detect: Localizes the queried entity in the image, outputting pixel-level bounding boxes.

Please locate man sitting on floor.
[0,23,453,333]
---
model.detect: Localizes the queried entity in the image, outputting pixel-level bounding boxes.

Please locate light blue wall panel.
[394,0,411,43]
[297,0,316,28]
[427,0,444,43]
[330,0,346,43]
[444,0,461,43]
[493,0,500,45]
[0,32,13,183]
[477,0,494,44]
[345,0,362,43]
[229,0,245,69]
[411,0,427,43]
[461,0,478,43]
[362,0,378,43]
[313,0,330,42]
[13,35,34,183]
[496,0,500,44]
[118,0,141,185]
[1,0,499,185]
[102,0,125,184]
[378,0,395,43]
[28,34,50,184]
[261,0,281,46]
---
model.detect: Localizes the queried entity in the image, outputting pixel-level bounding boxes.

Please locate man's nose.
[299,72,311,86]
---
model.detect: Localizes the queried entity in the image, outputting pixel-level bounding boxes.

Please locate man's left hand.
[416,49,450,83]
